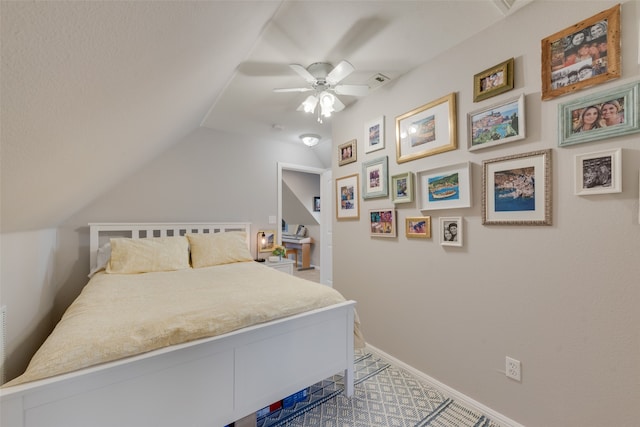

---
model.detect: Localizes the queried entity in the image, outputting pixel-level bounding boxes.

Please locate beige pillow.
[106,236,190,274]
[187,232,253,268]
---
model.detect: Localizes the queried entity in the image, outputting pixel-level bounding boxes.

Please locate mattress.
[5,261,356,387]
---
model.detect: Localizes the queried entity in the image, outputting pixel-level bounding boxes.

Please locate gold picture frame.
[541,4,620,101]
[473,58,514,102]
[395,93,457,164]
[406,216,431,239]
[338,139,357,166]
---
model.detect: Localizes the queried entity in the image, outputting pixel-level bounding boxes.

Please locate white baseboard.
[365,343,525,427]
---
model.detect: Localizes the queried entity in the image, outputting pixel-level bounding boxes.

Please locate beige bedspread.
[5,262,361,387]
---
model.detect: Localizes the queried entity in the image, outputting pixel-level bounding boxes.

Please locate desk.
[282,238,314,270]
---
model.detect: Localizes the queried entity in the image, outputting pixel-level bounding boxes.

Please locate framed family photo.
[396,93,457,164]
[335,174,360,220]
[574,148,621,195]
[406,216,431,239]
[482,149,552,225]
[364,116,385,154]
[362,156,389,199]
[468,94,525,151]
[417,162,471,211]
[558,81,640,147]
[440,217,462,247]
[541,4,620,101]
[369,209,396,238]
[391,172,414,204]
[473,58,514,102]
[338,139,357,166]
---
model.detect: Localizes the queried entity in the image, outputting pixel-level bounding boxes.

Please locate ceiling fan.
[273,60,369,123]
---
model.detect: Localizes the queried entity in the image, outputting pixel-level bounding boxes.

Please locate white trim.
[365,343,525,427]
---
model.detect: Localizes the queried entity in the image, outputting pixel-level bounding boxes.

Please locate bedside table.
[264,258,295,275]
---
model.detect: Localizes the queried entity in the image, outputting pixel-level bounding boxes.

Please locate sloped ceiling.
[0,0,532,233]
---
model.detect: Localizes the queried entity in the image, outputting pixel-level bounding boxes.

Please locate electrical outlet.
[506,356,521,381]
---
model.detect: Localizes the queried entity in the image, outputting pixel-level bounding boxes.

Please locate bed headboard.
[88,222,252,270]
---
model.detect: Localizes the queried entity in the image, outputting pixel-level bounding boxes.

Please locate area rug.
[257,351,503,427]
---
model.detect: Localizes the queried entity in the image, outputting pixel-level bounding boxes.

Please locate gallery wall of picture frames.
[335,3,636,245]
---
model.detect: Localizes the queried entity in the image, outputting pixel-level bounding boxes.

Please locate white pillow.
[88,242,111,278]
[106,236,190,274]
[187,232,253,268]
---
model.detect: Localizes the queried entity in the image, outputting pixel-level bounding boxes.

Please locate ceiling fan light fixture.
[319,91,335,117]
[300,133,321,147]
[301,95,319,113]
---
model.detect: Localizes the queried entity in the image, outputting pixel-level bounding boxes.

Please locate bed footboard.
[1,301,355,427]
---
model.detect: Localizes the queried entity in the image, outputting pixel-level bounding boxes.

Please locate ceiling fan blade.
[326,60,355,86]
[332,95,346,113]
[273,87,313,93]
[334,84,369,96]
[289,64,316,84]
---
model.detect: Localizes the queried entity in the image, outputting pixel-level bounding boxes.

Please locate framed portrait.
[362,156,389,199]
[338,139,357,166]
[396,93,457,164]
[541,4,620,101]
[258,230,276,252]
[364,116,385,154]
[482,149,552,225]
[558,81,640,147]
[468,94,526,151]
[369,209,396,238]
[473,58,514,102]
[417,162,472,211]
[440,217,462,247]
[406,216,431,239]
[574,148,622,195]
[391,172,414,204]
[335,174,360,220]
[313,196,320,212]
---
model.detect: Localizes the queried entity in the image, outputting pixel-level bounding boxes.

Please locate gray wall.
[331,2,639,426]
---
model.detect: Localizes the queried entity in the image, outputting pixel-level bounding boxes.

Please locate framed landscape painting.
[396,93,457,163]
[482,149,552,225]
[468,94,525,151]
[417,162,471,211]
[541,4,620,100]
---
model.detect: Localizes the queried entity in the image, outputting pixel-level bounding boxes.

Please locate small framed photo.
[406,216,431,239]
[541,4,620,101]
[482,149,552,225]
[473,58,514,102]
[558,81,640,147]
[362,156,389,199]
[369,209,396,237]
[364,116,385,154]
[338,139,357,166]
[391,172,414,204]
[574,148,622,195]
[396,93,457,164]
[336,174,360,220]
[313,196,320,212]
[440,217,462,247]
[417,162,472,211]
[468,94,525,151]
[258,230,276,252]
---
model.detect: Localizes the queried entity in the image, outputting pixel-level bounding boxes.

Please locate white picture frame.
[468,94,525,151]
[364,116,385,154]
[417,162,472,211]
[574,148,622,195]
[440,217,463,247]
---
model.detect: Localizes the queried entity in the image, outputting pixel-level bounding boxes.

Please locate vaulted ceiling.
[0,0,532,233]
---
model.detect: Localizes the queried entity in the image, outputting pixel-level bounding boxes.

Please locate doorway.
[277,163,332,286]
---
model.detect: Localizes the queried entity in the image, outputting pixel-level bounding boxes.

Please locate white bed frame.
[1,222,355,427]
